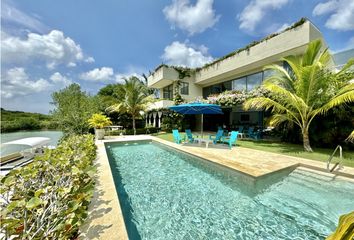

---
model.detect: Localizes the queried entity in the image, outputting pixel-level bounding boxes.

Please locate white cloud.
[276,23,290,32]
[50,72,72,86]
[80,67,114,82]
[1,30,94,68]
[85,57,95,63]
[313,0,354,31]
[161,41,213,68]
[163,0,220,35]
[238,0,290,32]
[1,68,52,98]
[1,0,48,33]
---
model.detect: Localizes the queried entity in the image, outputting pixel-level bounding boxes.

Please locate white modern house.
[145,18,350,131]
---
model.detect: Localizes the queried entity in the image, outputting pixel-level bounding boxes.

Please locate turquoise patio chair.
[172,129,185,144]
[185,129,195,143]
[209,129,224,144]
[247,127,261,140]
[221,131,239,149]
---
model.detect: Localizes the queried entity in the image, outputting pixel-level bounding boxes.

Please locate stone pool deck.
[81,135,354,240]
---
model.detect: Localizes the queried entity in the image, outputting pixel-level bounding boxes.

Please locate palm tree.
[244,40,354,152]
[107,76,151,135]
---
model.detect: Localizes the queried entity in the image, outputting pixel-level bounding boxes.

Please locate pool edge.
[80,140,129,240]
[83,135,354,239]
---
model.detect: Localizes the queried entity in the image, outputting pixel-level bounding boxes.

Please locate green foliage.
[161,111,184,132]
[88,113,112,129]
[0,109,58,132]
[51,84,100,136]
[173,80,185,105]
[0,134,97,239]
[327,211,354,240]
[107,77,151,135]
[244,40,354,152]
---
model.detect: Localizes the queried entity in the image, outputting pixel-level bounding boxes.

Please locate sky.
[1,0,354,114]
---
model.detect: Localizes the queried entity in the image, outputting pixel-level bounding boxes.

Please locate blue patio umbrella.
[169,102,223,137]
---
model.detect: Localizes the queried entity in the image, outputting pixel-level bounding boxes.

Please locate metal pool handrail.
[327,145,343,172]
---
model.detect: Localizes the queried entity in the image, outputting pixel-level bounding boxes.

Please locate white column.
[147,113,151,126]
[157,111,163,128]
[152,112,157,127]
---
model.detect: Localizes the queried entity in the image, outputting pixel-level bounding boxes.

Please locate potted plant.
[88,113,112,140]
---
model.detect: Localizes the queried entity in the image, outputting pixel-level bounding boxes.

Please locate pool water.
[106,141,354,240]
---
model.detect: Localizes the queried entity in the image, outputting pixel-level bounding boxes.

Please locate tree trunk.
[132,116,136,135]
[302,128,313,152]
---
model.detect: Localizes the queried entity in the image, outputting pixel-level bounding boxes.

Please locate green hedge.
[1,119,59,132]
[0,134,97,239]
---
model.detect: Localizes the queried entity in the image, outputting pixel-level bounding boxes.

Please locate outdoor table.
[194,138,213,148]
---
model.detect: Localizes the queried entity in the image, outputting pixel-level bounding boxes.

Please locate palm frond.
[302,39,322,66]
[345,130,354,143]
[337,58,354,75]
[318,83,354,114]
[263,65,295,91]
[268,114,296,127]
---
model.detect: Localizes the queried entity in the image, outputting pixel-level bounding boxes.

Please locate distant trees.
[0,109,57,132]
[51,83,100,136]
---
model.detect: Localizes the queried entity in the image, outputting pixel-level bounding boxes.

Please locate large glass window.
[222,81,232,91]
[203,86,212,98]
[163,84,173,99]
[180,82,189,95]
[247,72,263,91]
[263,69,274,80]
[232,77,247,91]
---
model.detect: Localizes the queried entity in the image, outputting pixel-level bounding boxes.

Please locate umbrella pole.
[201,114,203,138]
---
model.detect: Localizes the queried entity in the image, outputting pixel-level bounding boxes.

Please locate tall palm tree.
[244,40,354,152]
[107,76,151,135]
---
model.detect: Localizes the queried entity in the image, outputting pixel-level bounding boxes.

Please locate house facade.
[145,19,329,131]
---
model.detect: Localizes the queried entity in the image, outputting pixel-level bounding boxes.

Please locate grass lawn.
[153,132,354,168]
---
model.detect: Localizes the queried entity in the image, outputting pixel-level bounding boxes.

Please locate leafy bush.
[0,134,97,239]
[88,113,112,129]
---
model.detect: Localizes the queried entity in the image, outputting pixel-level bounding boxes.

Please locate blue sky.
[1,0,354,113]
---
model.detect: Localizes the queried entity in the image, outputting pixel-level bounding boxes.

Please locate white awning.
[2,137,51,147]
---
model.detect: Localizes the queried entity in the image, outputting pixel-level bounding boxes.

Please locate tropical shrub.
[0,134,97,239]
[244,40,354,152]
[327,211,354,240]
[107,77,151,135]
[88,113,112,129]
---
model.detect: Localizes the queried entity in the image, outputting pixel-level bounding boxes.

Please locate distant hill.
[1,108,52,121]
[1,108,57,132]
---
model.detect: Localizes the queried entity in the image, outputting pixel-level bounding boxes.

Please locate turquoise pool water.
[106,141,354,240]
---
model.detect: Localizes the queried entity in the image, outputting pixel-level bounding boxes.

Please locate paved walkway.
[81,135,354,240]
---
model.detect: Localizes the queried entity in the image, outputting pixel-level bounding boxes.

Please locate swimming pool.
[105,140,354,240]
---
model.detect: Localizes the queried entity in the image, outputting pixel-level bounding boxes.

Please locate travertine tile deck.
[81,135,354,239]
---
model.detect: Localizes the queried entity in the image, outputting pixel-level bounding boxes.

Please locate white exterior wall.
[147,20,326,110]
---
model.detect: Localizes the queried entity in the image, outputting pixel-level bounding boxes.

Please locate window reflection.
[247,72,262,91]
[232,77,246,91]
